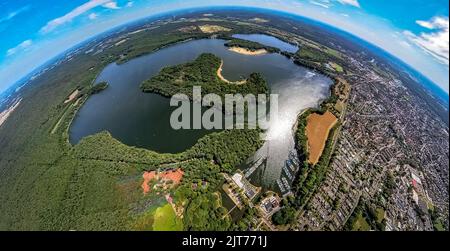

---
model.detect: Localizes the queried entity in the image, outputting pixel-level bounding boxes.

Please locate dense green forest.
[89,81,108,94]
[291,43,347,79]
[272,202,296,225]
[141,53,268,100]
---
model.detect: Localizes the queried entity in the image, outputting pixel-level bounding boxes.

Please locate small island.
[140,53,268,99]
[89,81,109,94]
[224,38,280,55]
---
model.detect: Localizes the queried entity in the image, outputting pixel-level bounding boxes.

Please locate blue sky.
[0,0,448,94]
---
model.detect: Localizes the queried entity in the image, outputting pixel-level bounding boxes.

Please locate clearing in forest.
[141,168,184,194]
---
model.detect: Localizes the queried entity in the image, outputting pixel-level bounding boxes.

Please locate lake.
[232,34,299,53]
[69,36,331,188]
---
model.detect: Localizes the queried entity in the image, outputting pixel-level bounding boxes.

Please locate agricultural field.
[198,24,231,33]
[132,199,182,231]
[305,111,338,165]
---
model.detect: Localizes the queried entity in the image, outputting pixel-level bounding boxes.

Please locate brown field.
[178,26,198,33]
[305,111,338,165]
[198,24,231,33]
[141,169,184,194]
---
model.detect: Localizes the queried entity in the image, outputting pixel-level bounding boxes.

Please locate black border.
[0,231,447,249]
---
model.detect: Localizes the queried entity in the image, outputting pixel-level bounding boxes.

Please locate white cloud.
[88,13,98,20]
[103,1,120,9]
[2,0,448,94]
[40,0,119,33]
[416,16,448,30]
[310,1,330,8]
[309,0,359,9]
[405,16,449,65]
[6,40,32,56]
[399,40,412,48]
[416,20,434,29]
[337,0,360,8]
[0,5,31,24]
[126,1,134,8]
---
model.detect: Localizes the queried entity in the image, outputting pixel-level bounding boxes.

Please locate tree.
[272,206,296,225]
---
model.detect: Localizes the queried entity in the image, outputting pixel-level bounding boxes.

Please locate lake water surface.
[70,37,331,188]
[232,34,299,53]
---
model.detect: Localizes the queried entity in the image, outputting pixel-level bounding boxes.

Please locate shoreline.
[0,98,22,127]
[216,60,246,85]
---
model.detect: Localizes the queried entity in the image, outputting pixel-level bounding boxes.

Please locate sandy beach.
[64,89,79,104]
[228,46,267,55]
[216,60,246,84]
[0,98,22,127]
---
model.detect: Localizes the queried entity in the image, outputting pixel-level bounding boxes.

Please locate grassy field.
[375,208,385,224]
[133,208,156,231]
[352,213,371,231]
[329,62,343,73]
[153,203,183,231]
[131,198,183,231]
